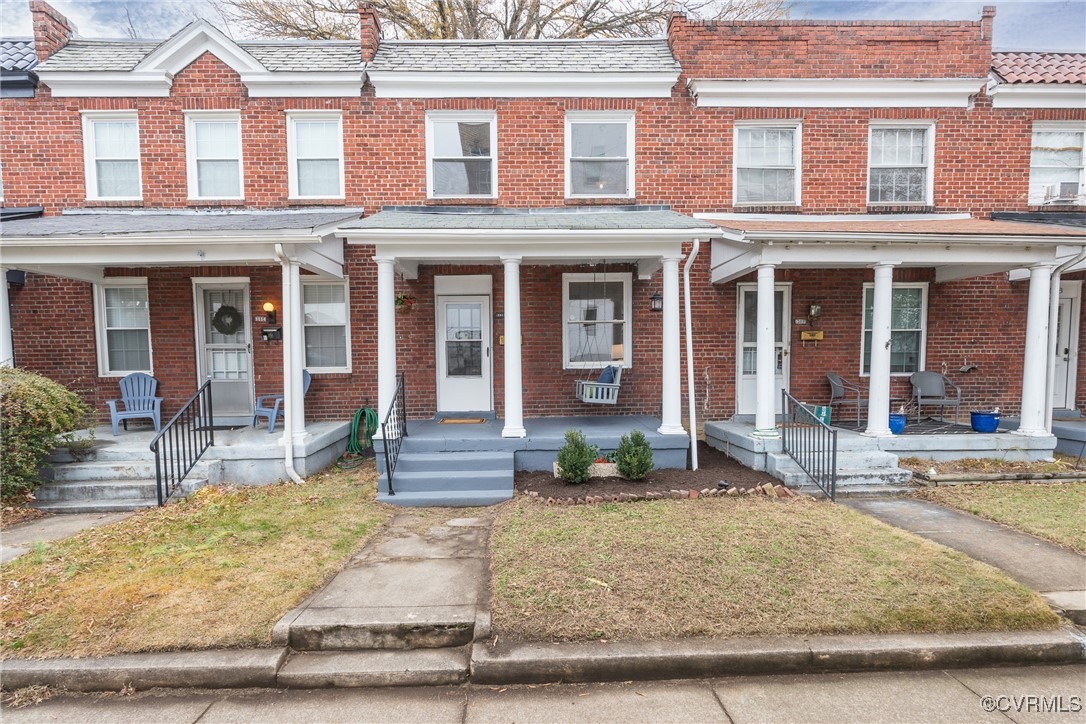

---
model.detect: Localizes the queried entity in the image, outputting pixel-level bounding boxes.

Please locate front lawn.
[916,483,1086,554]
[1,463,390,659]
[489,496,1059,643]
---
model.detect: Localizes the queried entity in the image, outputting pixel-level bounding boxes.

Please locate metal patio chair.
[826,372,867,425]
[253,370,312,433]
[910,371,962,424]
[106,372,163,436]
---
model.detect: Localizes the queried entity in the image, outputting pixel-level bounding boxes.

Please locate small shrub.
[556,429,598,485]
[0,367,92,499]
[614,429,654,480]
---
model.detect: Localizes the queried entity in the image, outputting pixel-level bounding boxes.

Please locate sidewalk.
[1,512,131,564]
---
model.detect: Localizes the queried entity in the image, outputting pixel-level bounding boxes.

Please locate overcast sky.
[1,0,1083,51]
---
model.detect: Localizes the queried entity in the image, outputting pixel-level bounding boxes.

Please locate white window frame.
[185,110,244,201]
[286,110,345,200]
[561,272,633,370]
[867,121,935,206]
[93,278,153,377]
[301,278,352,374]
[732,120,802,206]
[425,110,498,199]
[81,110,143,201]
[564,111,636,199]
[1028,121,1086,206]
[859,282,928,378]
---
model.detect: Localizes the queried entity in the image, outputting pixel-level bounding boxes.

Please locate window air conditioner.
[1043,182,1081,204]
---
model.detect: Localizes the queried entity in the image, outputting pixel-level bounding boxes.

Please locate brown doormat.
[438,418,487,424]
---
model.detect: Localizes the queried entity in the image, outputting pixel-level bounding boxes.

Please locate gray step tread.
[33,499,157,513]
[380,469,513,493]
[393,452,514,473]
[35,481,157,502]
[377,490,512,507]
[278,649,469,687]
[51,459,210,481]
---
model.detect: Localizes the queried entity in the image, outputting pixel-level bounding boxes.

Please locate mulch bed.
[515,441,777,499]
[1,500,49,529]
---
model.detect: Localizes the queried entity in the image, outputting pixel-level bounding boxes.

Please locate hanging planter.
[211,304,244,335]
[395,293,416,314]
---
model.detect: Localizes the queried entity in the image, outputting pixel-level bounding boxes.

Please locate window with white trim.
[565,112,635,198]
[734,122,801,205]
[287,112,344,199]
[94,280,152,376]
[1029,123,1085,205]
[185,112,243,200]
[302,280,350,373]
[426,111,496,198]
[562,273,632,369]
[82,112,142,200]
[867,123,933,205]
[861,283,927,376]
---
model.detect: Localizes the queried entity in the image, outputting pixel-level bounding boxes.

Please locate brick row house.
[0,1,1083,506]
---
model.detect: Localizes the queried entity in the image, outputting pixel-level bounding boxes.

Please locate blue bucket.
[970,411,1001,433]
[888,413,907,435]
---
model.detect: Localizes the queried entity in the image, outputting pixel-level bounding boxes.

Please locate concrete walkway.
[1,512,131,564]
[4,664,1084,723]
[846,498,1086,622]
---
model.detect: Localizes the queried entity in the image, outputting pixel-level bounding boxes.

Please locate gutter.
[274,243,306,485]
[683,240,700,470]
[1045,246,1086,432]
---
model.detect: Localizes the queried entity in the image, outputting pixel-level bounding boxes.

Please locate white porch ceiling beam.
[637,258,662,280]
[370,239,686,262]
[934,264,1015,283]
[0,245,274,267]
[395,260,419,280]
[13,264,105,284]
[711,251,762,284]
[285,246,344,279]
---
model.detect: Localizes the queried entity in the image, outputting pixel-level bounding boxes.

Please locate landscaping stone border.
[525,482,803,506]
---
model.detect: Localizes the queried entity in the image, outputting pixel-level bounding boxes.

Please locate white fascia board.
[688,78,985,108]
[0,242,299,267]
[728,230,1085,245]
[38,70,172,97]
[989,83,1086,109]
[368,71,678,98]
[343,227,717,245]
[241,72,362,97]
[0,231,325,247]
[135,20,265,76]
[694,212,973,222]
[370,237,686,261]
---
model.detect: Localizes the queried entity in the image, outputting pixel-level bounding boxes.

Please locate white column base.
[502,425,527,438]
[861,428,894,438]
[752,426,780,438]
[657,423,687,436]
[1012,427,1049,438]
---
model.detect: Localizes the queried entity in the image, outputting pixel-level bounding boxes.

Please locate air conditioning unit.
[1043,182,1081,204]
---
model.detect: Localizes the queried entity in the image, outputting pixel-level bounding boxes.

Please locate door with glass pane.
[736,284,791,416]
[195,284,253,421]
[436,296,492,412]
[1053,282,1081,411]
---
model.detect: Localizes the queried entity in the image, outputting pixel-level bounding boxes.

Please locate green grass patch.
[490,496,1059,643]
[1,463,390,659]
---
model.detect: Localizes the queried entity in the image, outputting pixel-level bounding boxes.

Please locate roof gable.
[134,19,264,76]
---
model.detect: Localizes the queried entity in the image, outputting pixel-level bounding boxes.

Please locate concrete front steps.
[767,449,914,497]
[377,448,514,507]
[36,453,215,513]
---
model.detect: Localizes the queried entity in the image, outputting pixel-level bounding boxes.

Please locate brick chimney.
[980,5,996,41]
[30,1,74,64]
[358,2,381,63]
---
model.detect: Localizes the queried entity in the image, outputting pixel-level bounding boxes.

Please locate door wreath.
[211,304,244,335]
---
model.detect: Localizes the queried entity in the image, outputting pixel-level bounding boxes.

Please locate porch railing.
[149,376,214,506]
[380,372,408,495]
[780,390,838,501]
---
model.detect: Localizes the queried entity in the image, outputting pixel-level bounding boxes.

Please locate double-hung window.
[562,273,632,369]
[288,112,344,199]
[94,279,152,376]
[186,111,243,200]
[1029,123,1085,205]
[734,122,801,205]
[302,280,350,373]
[82,112,142,200]
[565,112,635,198]
[868,123,934,205]
[861,283,927,376]
[426,111,497,198]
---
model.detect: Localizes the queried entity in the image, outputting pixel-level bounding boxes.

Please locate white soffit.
[688,78,986,108]
[367,71,678,98]
[988,83,1086,109]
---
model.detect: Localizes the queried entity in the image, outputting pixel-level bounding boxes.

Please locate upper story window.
[734,122,801,206]
[288,112,344,199]
[426,111,497,199]
[565,112,635,198]
[94,279,152,376]
[868,123,934,206]
[562,273,632,370]
[1029,123,1085,205]
[82,112,142,200]
[185,111,244,200]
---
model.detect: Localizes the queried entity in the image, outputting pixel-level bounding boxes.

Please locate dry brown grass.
[899,455,1082,476]
[1,463,390,659]
[489,496,1059,643]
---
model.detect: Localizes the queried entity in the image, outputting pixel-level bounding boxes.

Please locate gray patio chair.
[910,371,962,424]
[827,373,867,425]
[253,370,312,433]
[106,372,163,436]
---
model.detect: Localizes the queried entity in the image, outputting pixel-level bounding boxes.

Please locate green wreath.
[211,304,244,335]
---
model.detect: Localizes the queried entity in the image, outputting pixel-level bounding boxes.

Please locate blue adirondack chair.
[253,370,313,433]
[106,372,163,436]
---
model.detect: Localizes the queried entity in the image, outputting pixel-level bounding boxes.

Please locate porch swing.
[571,265,624,405]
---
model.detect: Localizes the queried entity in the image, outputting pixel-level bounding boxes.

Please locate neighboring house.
[0,1,1083,505]
[0,38,37,98]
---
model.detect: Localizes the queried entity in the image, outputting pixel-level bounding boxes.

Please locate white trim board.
[688,78,986,108]
[989,84,1086,109]
[367,72,678,99]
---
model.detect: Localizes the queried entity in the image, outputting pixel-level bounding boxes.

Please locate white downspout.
[683,239,700,470]
[274,244,305,485]
[1045,246,1086,432]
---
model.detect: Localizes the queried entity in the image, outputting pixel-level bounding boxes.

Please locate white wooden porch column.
[752,263,779,437]
[286,261,307,442]
[1017,263,1054,436]
[864,262,897,437]
[501,256,526,438]
[375,257,398,428]
[0,269,12,367]
[658,255,685,435]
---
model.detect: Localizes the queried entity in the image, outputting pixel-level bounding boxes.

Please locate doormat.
[438,418,487,424]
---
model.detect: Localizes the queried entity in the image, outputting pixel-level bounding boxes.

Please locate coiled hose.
[337,406,379,469]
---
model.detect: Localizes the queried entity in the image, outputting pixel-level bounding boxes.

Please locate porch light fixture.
[262,301,277,325]
[650,291,663,312]
[808,303,822,321]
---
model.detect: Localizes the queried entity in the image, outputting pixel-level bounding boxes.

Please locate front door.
[1053,281,1082,411]
[195,283,254,422]
[736,284,791,416]
[436,295,492,413]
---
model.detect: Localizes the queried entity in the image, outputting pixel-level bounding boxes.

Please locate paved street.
[4,664,1084,723]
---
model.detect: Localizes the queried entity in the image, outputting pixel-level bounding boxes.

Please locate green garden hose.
[337,406,379,469]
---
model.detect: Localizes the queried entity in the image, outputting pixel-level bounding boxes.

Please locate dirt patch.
[1,500,49,529]
[515,441,777,499]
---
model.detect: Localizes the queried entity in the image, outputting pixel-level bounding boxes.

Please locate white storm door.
[1053,282,1081,411]
[736,284,791,416]
[195,284,254,421]
[436,295,492,412]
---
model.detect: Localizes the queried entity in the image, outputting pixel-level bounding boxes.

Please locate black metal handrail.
[380,372,408,495]
[150,376,214,506]
[780,390,838,501]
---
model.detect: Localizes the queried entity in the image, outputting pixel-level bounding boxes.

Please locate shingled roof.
[0,39,36,72]
[992,52,1086,84]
